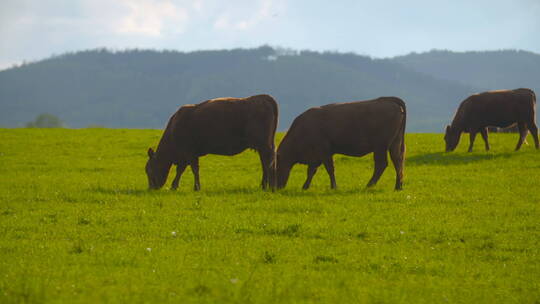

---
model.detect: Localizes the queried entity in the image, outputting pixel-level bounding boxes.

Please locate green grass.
[1,128,539,303]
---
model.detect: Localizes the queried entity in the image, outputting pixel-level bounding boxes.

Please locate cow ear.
[147,148,154,158]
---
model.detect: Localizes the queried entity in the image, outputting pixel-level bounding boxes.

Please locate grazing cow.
[275,97,406,190]
[444,88,539,152]
[146,94,278,191]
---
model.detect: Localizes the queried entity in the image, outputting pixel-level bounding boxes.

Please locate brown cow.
[444,88,539,152]
[275,97,406,190]
[146,94,278,191]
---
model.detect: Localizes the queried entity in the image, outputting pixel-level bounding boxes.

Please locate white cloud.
[213,0,284,31]
[213,13,231,30]
[115,0,189,36]
[192,0,204,12]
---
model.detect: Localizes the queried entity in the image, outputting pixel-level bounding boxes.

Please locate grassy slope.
[0,129,539,303]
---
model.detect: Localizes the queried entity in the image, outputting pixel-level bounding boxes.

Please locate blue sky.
[1,0,539,70]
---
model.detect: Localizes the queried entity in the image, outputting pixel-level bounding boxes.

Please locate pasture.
[0,128,539,303]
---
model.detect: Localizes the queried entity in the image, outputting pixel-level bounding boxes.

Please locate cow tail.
[400,101,406,156]
[391,98,407,156]
[259,95,279,190]
[268,95,279,172]
[270,97,279,151]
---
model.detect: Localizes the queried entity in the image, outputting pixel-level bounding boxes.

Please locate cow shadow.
[89,185,377,197]
[195,187,359,197]
[197,187,265,196]
[89,185,269,196]
[271,187,384,197]
[407,151,514,166]
[90,187,150,196]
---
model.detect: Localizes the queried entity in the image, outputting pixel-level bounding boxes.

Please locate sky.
[1,0,539,70]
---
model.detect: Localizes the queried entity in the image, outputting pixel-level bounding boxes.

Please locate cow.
[145,94,278,191]
[444,88,539,152]
[275,97,406,191]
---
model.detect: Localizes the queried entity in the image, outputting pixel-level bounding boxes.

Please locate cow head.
[145,147,170,189]
[275,152,293,189]
[444,125,461,152]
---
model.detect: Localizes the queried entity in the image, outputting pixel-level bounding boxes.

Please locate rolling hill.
[392,49,540,92]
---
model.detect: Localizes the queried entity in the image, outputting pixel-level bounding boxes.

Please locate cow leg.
[480,128,490,151]
[367,149,388,188]
[468,130,478,152]
[323,157,337,189]
[302,163,319,190]
[389,141,404,191]
[527,122,539,149]
[257,147,274,190]
[171,162,188,190]
[515,122,528,151]
[190,157,201,191]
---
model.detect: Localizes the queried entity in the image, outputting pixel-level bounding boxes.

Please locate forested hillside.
[1,47,538,132]
[392,49,540,93]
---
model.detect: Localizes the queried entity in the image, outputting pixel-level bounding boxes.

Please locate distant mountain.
[2,46,537,132]
[392,49,540,93]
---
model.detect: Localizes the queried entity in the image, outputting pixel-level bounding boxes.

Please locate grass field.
[1,128,539,303]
